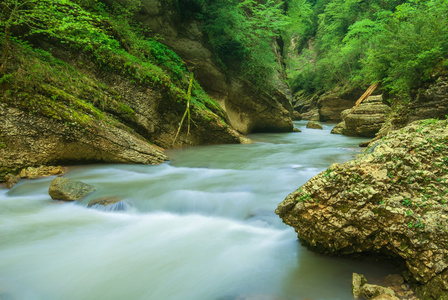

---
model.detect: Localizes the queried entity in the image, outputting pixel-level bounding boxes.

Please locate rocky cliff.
[276,119,448,299]
[131,0,294,134]
[372,76,448,141]
[0,102,167,177]
[1,0,293,182]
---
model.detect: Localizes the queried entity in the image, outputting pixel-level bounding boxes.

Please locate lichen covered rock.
[408,76,448,123]
[318,93,357,122]
[49,177,95,201]
[276,119,448,299]
[306,121,323,129]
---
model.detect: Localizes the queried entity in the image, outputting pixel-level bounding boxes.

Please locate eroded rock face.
[0,103,168,178]
[342,95,391,137]
[318,93,357,122]
[132,0,293,134]
[408,76,448,123]
[276,119,448,299]
[77,60,246,149]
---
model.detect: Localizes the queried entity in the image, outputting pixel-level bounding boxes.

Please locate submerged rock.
[318,93,357,122]
[19,166,65,179]
[49,177,95,201]
[276,119,448,299]
[88,196,128,211]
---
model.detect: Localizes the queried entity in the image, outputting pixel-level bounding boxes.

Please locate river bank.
[277,119,448,299]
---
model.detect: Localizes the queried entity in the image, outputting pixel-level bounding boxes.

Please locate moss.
[0,0,234,149]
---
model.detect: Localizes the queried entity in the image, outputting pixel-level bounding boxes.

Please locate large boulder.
[0,103,168,179]
[330,121,345,134]
[342,95,391,137]
[88,196,128,211]
[276,119,448,299]
[49,177,95,201]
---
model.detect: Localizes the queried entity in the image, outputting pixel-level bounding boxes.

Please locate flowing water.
[0,121,395,300]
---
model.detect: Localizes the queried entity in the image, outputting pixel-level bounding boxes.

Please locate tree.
[0,0,108,75]
[179,0,289,86]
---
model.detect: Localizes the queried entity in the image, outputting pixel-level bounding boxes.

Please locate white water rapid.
[0,121,395,300]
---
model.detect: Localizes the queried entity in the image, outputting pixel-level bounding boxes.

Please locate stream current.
[0,121,395,300]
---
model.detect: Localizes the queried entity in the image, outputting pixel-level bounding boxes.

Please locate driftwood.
[352,82,380,112]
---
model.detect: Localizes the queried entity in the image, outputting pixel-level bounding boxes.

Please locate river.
[0,121,395,300]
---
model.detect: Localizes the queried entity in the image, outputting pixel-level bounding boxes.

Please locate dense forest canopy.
[1,0,447,99]
[173,0,448,99]
[286,0,448,97]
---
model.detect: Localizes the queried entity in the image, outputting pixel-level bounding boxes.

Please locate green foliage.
[296,189,313,202]
[0,0,227,133]
[287,0,448,98]
[179,0,289,87]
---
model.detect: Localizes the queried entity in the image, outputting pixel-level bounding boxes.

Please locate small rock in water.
[49,177,95,201]
[88,196,128,212]
[293,127,302,132]
[306,121,323,129]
